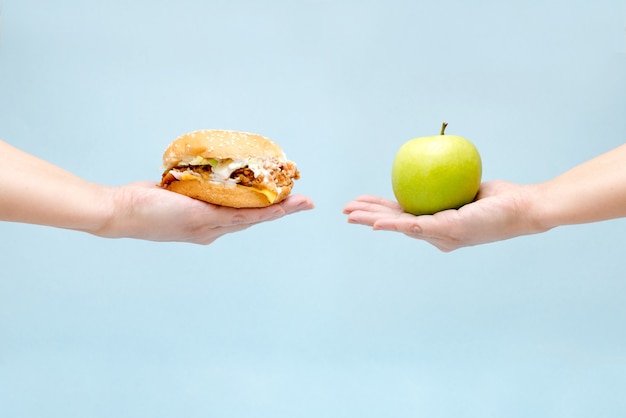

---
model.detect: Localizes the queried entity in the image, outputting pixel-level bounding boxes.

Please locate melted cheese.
[239,186,278,203]
[180,172,201,181]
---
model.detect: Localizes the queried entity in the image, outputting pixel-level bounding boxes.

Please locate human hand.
[343,181,545,252]
[96,181,315,245]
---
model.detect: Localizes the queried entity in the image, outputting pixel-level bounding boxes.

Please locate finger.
[372,213,425,235]
[371,215,457,252]
[192,197,312,243]
[354,195,399,205]
[210,195,314,228]
[346,210,378,227]
[374,210,466,250]
[347,207,404,227]
[277,194,315,214]
[343,196,402,214]
[216,205,287,227]
[343,195,401,212]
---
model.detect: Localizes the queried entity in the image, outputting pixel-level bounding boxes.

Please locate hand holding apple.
[391,123,482,215]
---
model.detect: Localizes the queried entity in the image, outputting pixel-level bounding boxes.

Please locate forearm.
[0,140,115,233]
[531,143,626,230]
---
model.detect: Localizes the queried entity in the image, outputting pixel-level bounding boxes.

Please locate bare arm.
[343,143,626,252]
[0,140,314,244]
[0,140,114,231]
[532,143,626,228]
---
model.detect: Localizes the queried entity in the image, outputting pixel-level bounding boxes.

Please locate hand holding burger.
[0,138,314,246]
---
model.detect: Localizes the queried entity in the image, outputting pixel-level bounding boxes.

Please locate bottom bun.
[165,179,293,208]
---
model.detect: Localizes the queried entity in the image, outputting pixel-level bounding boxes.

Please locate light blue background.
[1,1,625,417]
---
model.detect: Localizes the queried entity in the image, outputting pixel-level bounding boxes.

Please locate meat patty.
[161,160,299,189]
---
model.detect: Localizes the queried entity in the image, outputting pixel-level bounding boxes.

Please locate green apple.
[391,122,482,215]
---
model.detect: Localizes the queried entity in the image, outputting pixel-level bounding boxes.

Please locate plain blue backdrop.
[1,1,626,417]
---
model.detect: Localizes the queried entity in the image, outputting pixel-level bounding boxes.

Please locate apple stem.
[440,122,448,135]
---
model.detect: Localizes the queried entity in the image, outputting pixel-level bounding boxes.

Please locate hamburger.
[160,129,300,208]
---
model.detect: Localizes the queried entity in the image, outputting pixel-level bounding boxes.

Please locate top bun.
[163,129,285,170]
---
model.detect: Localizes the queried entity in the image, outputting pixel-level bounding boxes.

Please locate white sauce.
[170,157,276,186]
